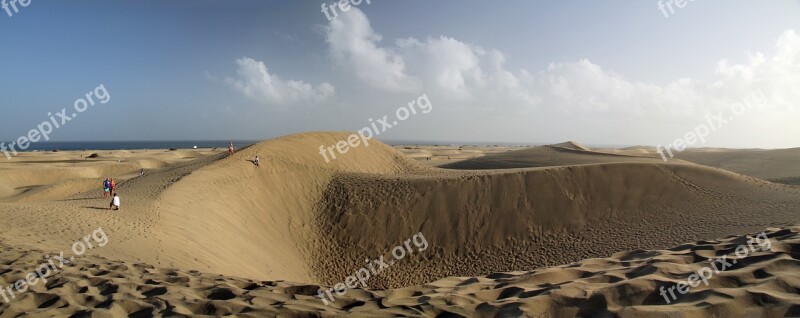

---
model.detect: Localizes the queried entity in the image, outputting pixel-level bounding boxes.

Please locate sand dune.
[314,160,799,289]
[551,141,592,151]
[440,143,672,170]
[676,148,800,185]
[441,143,800,186]
[1,132,799,316]
[598,145,657,155]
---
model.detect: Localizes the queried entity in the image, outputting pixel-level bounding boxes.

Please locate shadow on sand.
[83,206,113,211]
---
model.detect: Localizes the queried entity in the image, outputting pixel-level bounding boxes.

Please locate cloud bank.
[324,8,798,120]
[216,7,798,147]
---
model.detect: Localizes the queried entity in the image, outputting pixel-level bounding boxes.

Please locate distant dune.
[551,141,592,151]
[676,148,800,185]
[441,142,800,186]
[439,143,670,170]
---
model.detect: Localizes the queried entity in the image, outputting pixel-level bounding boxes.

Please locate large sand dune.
[1,132,799,316]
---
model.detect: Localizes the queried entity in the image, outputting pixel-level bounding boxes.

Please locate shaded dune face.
[313,162,799,288]
[152,132,800,289]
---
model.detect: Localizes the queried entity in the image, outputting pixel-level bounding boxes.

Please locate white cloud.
[396,36,485,97]
[324,8,799,123]
[223,57,335,105]
[325,8,420,92]
[714,30,800,111]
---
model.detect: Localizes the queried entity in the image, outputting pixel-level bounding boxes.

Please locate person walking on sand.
[109,193,120,210]
[103,178,111,198]
[228,142,235,155]
[110,178,116,193]
[254,155,261,167]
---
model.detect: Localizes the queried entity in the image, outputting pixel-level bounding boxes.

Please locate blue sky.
[1,0,799,147]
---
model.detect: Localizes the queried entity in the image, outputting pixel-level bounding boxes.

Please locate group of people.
[98,142,254,213]
[103,178,116,197]
[103,178,120,210]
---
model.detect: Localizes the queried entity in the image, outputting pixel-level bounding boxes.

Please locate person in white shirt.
[254,155,261,167]
[110,193,120,211]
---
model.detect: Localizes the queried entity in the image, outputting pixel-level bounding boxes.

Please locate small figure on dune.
[110,178,116,193]
[254,155,261,167]
[140,168,145,176]
[228,142,235,155]
[110,193,120,211]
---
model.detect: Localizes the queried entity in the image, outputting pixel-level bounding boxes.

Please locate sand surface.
[1,227,797,317]
[1,132,799,317]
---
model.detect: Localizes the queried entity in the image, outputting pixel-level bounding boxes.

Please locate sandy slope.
[1,132,799,317]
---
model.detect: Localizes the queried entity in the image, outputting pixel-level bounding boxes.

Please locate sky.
[1,0,799,148]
